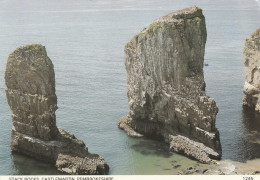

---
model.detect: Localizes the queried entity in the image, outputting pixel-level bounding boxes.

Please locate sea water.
[0,0,260,175]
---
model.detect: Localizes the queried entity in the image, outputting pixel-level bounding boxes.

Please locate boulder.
[5,44,109,175]
[118,6,221,163]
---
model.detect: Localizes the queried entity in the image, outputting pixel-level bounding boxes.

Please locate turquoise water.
[0,0,260,175]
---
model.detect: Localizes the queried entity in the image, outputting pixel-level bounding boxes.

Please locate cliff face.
[5,44,58,140]
[119,7,221,163]
[243,28,260,111]
[5,44,109,175]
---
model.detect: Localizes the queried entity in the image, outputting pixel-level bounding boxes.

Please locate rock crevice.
[5,44,109,175]
[119,6,221,163]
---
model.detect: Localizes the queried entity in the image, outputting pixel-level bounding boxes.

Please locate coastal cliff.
[243,28,260,111]
[5,44,109,175]
[119,6,221,163]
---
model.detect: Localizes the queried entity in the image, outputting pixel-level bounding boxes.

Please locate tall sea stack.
[243,28,260,111]
[119,7,221,163]
[5,44,109,175]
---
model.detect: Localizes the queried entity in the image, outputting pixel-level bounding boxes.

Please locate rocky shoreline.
[177,159,260,175]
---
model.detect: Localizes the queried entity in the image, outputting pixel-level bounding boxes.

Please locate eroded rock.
[5,44,58,140]
[5,44,109,175]
[243,28,260,111]
[177,159,260,175]
[119,6,221,163]
[56,154,109,175]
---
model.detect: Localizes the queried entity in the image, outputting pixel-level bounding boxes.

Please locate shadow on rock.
[130,137,172,158]
[11,153,64,175]
[236,106,260,161]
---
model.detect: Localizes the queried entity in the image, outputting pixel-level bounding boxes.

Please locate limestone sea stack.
[243,28,260,111]
[5,44,109,175]
[118,6,221,163]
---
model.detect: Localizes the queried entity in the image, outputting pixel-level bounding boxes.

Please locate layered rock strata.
[243,28,260,111]
[5,44,109,175]
[119,6,221,163]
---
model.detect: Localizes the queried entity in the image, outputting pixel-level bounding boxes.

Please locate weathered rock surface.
[243,28,260,111]
[5,44,58,140]
[169,135,219,164]
[5,44,109,175]
[178,159,260,175]
[56,153,108,175]
[119,6,221,163]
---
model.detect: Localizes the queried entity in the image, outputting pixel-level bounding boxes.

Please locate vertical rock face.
[243,28,260,111]
[119,7,221,163]
[5,44,58,140]
[5,44,109,175]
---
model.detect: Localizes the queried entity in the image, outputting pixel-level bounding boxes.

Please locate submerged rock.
[119,6,221,163]
[243,28,260,112]
[5,44,109,175]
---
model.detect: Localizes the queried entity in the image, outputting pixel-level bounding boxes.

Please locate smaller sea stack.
[5,44,109,175]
